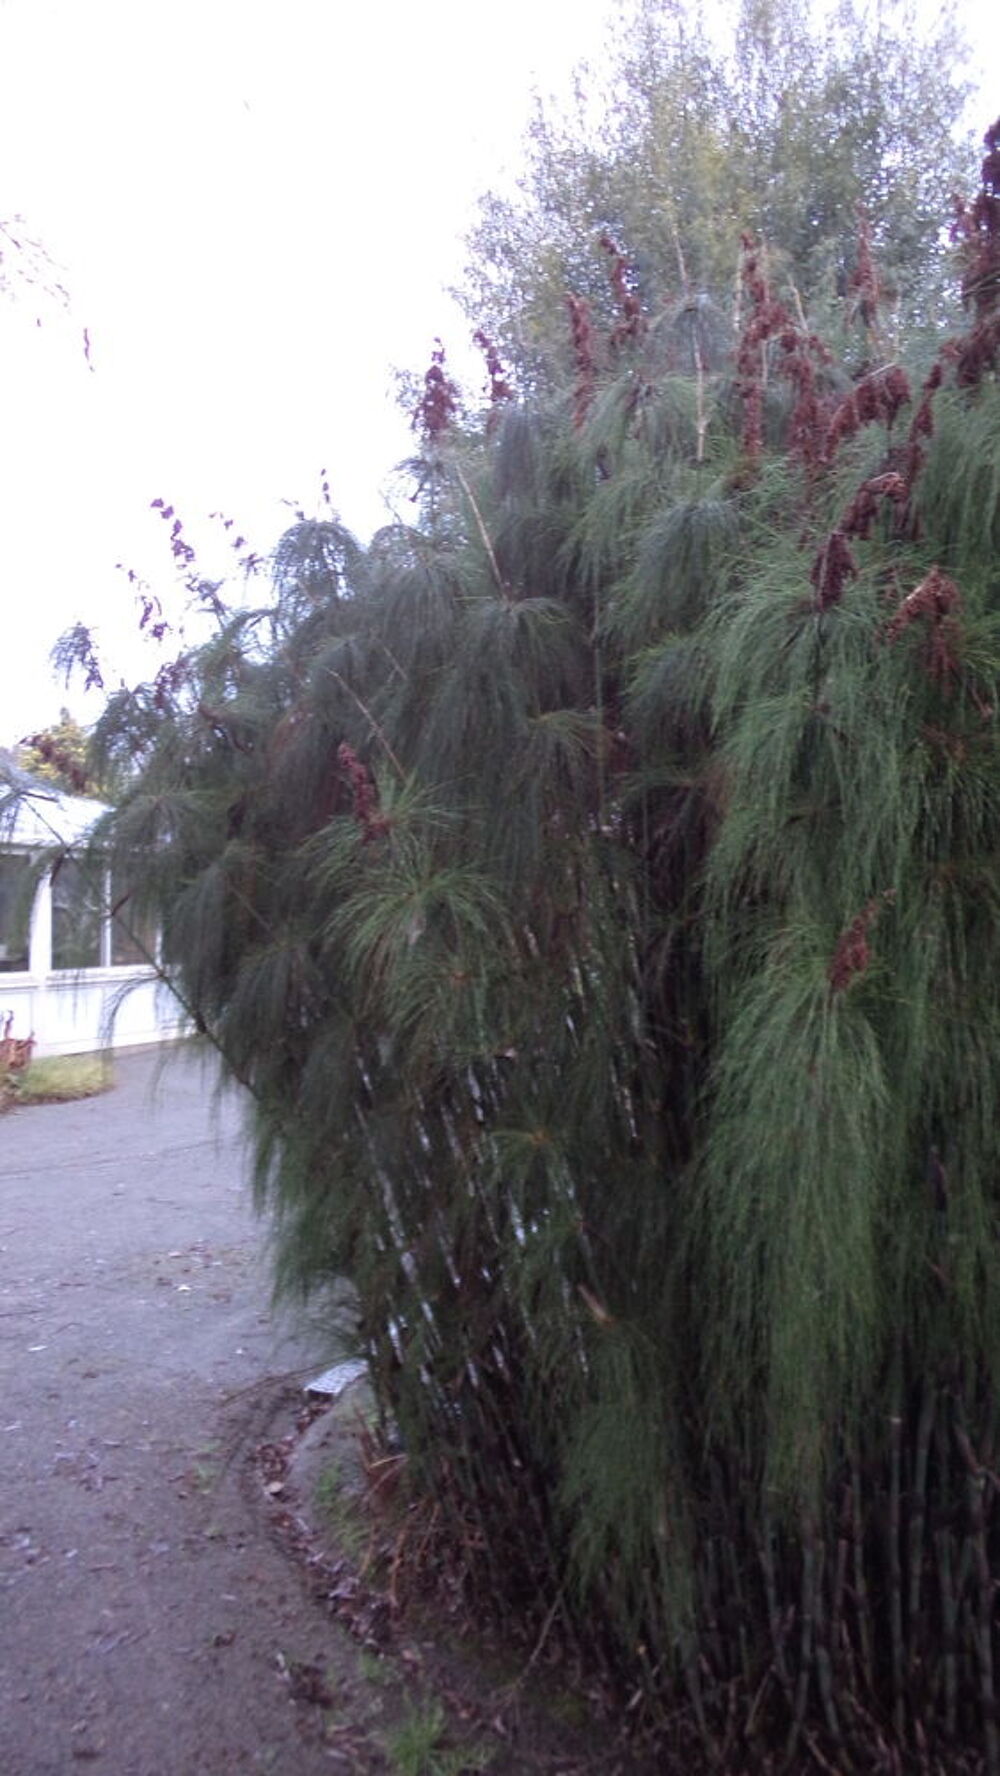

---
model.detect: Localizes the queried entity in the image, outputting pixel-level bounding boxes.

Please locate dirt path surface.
[0,1045,388,1776]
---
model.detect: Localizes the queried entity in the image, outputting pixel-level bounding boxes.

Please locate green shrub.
[52,119,1000,1771]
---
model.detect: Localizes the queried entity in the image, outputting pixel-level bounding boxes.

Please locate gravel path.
[0,1045,381,1775]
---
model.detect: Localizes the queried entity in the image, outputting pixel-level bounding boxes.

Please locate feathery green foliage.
[46,114,1000,1771]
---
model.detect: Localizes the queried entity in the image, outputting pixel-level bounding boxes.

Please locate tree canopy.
[460,0,975,385]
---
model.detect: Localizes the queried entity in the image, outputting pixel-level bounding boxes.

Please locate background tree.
[461,0,974,384]
[18,708,99,798]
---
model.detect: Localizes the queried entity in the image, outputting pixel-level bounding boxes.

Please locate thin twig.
[782,1520,818,1771]
[691,314,708,465]
[953,1398,999,1775]
[325,671,406,781]
[908,1380,937,1670]
[849,1452,874,1695]
[932,1397,961,1749]
[507,1582,567,1691]
[888,1407,906,1742]
[453,463,511,600]
[761,1510,792,1692]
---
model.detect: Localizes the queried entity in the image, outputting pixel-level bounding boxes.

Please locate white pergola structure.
[0,776,185,1058]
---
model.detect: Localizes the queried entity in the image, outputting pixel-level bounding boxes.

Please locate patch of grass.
[13,1054,113,1105]
[386,1699,492,1776]
[314,1458,343,1514]
[359,1648,396,1687]
[314,1460,368,1562]
[542,1688,591,1731]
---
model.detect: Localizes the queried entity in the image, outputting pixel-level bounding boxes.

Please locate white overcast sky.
[0,0,997,745]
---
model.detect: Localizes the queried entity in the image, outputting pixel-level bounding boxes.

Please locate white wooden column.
[28,864,52,976]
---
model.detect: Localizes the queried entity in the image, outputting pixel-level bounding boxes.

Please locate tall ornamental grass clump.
[60,122,1000,1768]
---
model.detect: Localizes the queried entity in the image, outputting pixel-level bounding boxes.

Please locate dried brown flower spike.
[337,742,389,842]
[566,293,596,428]
[599,231,645,349]
[885,566,963,685]
[828,891,896,994]
[413,340,459,444]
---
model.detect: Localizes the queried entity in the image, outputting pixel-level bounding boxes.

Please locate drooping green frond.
[74,145,1000,1766]
[915,385,1000,575]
